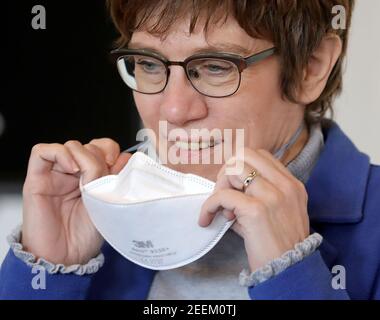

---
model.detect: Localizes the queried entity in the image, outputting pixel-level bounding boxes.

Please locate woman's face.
[130,15,305,181]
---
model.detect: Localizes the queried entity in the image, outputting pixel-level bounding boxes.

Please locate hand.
[22,138,132,265]
[199,148,310,272]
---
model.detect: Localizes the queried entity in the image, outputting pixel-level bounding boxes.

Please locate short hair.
[107,0,355,124]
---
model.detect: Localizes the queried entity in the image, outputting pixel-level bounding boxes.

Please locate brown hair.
[107,0,355,124]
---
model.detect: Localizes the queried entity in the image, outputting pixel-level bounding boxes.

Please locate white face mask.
[80,151,231,270]
[80,123,304,270]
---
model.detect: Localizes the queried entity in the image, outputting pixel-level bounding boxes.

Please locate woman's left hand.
[199,148,310,272]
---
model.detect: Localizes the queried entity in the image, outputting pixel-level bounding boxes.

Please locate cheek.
[133,92,161,127]
[239,59,283,109]
[229,60,283,127]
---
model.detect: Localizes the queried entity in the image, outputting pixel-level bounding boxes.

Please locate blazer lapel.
[306,120,371,224]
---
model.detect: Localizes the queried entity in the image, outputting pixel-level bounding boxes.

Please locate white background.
[334,0,380,164]
[0,0,379,264]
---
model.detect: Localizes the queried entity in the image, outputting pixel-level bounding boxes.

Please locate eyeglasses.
[110,47,276,98]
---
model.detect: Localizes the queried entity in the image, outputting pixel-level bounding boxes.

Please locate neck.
[281,124,310,166]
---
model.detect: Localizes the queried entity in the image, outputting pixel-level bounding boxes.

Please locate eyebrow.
[128,41,252,57]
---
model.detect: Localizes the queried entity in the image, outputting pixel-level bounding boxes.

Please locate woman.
[1,0,379,300]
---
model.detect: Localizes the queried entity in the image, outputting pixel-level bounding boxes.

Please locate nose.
[160,66,208,127]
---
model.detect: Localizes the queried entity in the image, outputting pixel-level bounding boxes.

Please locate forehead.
[130,15,259,57]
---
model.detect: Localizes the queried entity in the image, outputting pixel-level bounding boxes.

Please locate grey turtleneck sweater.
[147,123,325,300]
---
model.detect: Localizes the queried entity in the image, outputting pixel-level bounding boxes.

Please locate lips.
[174,139,221,151]
[174,134,223,151]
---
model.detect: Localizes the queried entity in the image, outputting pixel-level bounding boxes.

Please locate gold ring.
[243,169,259,191]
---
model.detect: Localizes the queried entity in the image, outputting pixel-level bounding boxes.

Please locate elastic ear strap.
[273,121,305,160]
[123,140,150,154]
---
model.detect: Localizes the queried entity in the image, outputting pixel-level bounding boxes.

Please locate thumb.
[110,152,132,174]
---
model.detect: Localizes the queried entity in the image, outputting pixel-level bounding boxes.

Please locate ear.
[296,34,343,105]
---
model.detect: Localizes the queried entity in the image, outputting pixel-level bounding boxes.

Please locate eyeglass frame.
[110,46,276,98]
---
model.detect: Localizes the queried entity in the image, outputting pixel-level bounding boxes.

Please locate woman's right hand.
[21,138,132,265]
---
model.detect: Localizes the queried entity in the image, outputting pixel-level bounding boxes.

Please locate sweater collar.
[305,119,371,224]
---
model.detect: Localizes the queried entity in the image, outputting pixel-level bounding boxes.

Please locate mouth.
[174,139,221,151]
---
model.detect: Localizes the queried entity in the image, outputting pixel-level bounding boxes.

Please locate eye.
[201,61,233,76]
[206,64,229,73]
[136,59,163,73]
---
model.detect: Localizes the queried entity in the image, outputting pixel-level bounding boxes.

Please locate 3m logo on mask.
[133,240,154,248]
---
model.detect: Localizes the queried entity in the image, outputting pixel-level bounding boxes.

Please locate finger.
[257,149,294,180]
[64,140,108,185]
[51,162,74,175]
[28,143,80,176]
[222,208,236,221]
[110,152,132,174]
[256,149,305,194]
[84,144,108,168]
[214,159,251,192]
[215,156,271,194]
[88,138,120,166]
[235,148,288,184]
[231,220,244,237]
[243,173,283,209]
[215,156,284,212]
[51,144,105,173]
[216,164,280,211]
[199,189,251,227]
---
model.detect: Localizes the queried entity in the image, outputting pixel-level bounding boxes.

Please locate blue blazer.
[1,120,379,300]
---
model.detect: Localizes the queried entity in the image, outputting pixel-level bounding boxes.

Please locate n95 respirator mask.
[80,151,233,270]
